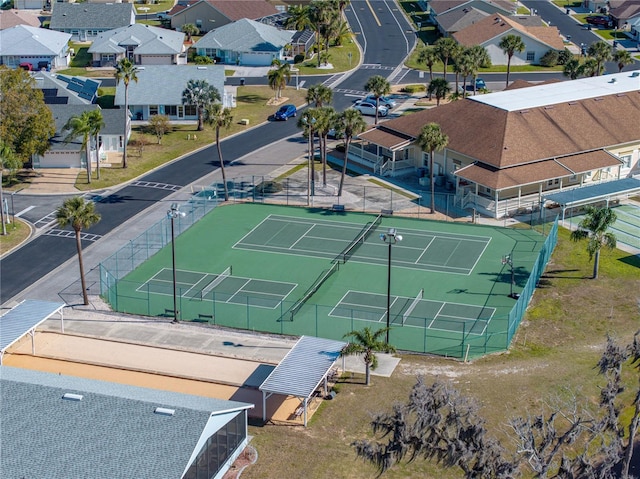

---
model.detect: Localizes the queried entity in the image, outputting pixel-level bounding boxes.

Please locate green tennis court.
[235,214,490,274]
[139,267,297,308]
[102,203,552,358]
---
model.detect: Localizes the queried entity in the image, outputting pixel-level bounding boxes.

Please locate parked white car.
[354,101,388,117]
[357,94,397,109]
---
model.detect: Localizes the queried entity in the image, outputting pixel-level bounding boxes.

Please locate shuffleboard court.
[234,214,491,275]
[330,290,495,336]
[139,268,297,309]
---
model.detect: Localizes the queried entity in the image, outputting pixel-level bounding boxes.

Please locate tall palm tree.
[588,41,613,76]
[417,46,439,83]
[56,196,101,305]
[434,37,458,82]
[613,48,633,72]
[314,106,338,187]
[417,123,449,214]
[114,58,138,169]
[181,23,199,43]
[203,103,233,201]
[465,45,491,94]
[563,58,582,80]
[364,74,391,125]
[341,327,396,386]
[427,78,450,106]
[330,19,351,47]
[336,108,366,196]
[63,111,94,184]
[284,4,312,31]
[499,34,525,87]
[310,0,338,67]
[87,109,104,180]
[454,54,474,97]
[570,206,617,279]
[267,60,291,100]
[181,79,221,131]
[306,83,333,107]
[297,108,320,205]
[580,58,600,77]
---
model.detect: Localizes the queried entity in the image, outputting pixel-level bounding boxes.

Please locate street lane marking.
[14,205,35,218]
[365,0,381,26]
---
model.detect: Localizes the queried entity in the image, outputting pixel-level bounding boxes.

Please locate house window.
[620,154,632,168]
[149,105,159,115]
[526,51,535,62]
[569,174,577,183]
[184,105,197,116]
[164,105,177,116]
[547,179,560,186]
[119,136,123,148]
[422,152,430,167]
[196,19,202,28]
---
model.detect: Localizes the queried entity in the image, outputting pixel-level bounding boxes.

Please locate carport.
[543,178,640,224]
[259,336,346,427]
[0,300,65,365]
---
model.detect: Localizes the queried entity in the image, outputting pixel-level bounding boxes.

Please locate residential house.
[427,0,515,31]
[1,367,254,479]
[114,64,231,121]
[193,18,294,65]
[0,25,70,70]
[609,0,640,34]
[434,7,491,37]
[452,13,564,66]
[350,73,640,218]
[49,2,135,42]
[88,24,186,67]
[34,71,102,105]
[0,9,41,29]
[583,0,609,14]
[14,0,44,10]
[170,0,277,33]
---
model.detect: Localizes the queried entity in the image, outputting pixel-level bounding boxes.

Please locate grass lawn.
[73,86,308,190]
[0,219,30,255]
[242,227,640,478]
[294,39,360,75]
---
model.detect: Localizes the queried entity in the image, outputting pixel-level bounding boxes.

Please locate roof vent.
[138,66,145,70]
[568,101,577,105]
[62,393,83,401]
[594,97,604,101]
[197,66,207,70]
[631,72,639,77]
[544,106,554,110]
[609,78,617,83]
[154,407,175,416]
[520,109,530,114]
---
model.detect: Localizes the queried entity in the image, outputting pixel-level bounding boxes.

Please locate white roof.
[470,71,640,112]
[0,25,70,56]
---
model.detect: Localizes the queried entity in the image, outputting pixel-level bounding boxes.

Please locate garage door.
[39,152,81,168]
[241,52,274,66]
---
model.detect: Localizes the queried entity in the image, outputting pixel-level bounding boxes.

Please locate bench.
[194,314,213,323]
[239,119,250,125]
[381,209,393,216]
[294,406,304,418]
[332,204,345,212]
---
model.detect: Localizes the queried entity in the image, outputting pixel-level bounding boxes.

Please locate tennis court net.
[402,288,424,325]
[200,266,232,300]
[340,214,383,264]
[289,261,339,320]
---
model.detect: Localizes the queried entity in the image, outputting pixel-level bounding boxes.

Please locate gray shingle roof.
[194,18,294,52]
[0,24,70,56]
[88,23,185,55]
[47,104,100,152]
[114,65,225,106]
[50,2,135,30]
[1,366,252,479]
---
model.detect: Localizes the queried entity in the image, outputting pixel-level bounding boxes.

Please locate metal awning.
[543,178,640,209]
[0,300,65,364]
[259,335,346,426]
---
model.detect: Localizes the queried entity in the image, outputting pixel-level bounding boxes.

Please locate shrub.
[401,84,426,93]
[293,54,305,64]
[254,180,283,194]
[539,50,559,67]
[193,55,213,65]
[558,48,572,65]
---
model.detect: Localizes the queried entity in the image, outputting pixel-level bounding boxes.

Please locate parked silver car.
[354,101,388,117]
[358,94,397,109]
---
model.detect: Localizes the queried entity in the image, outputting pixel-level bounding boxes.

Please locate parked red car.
[585,15,612,27]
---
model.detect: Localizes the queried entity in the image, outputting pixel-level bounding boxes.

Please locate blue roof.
[543,178,640,208]
[0,300,65,357]
[259,336,346,398]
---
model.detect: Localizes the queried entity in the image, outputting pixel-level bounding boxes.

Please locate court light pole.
[380,228,402,344]
[168,203,185,323]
